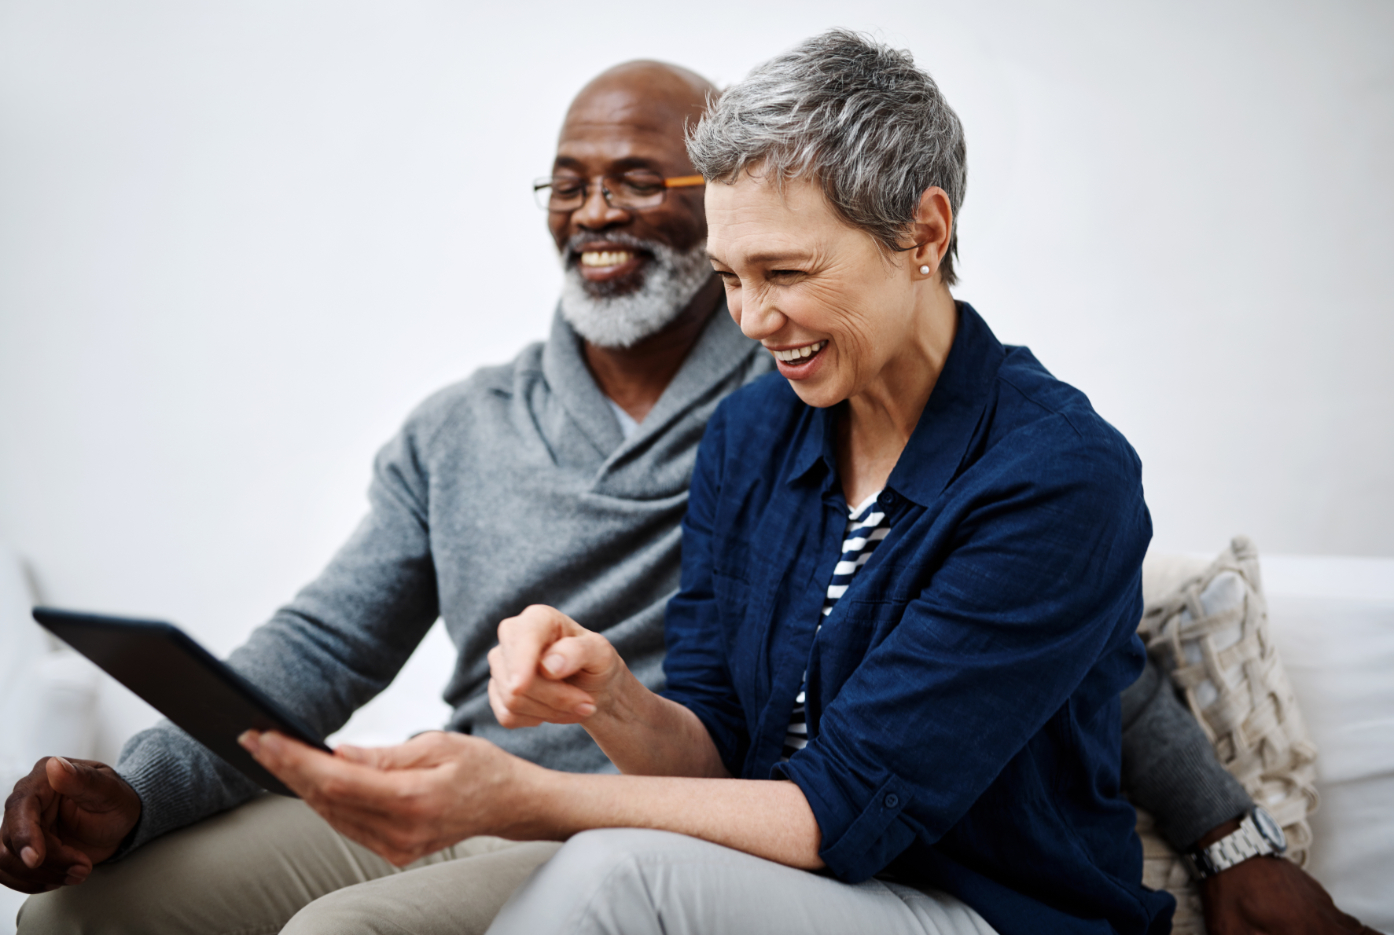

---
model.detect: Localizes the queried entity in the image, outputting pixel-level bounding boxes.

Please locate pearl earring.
[919,265,930,275]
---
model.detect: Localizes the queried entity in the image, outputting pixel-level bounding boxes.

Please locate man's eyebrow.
[551,155,665,174]
[608,156,665,173]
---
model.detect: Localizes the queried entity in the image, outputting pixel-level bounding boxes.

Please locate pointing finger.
[538,634,608,680]
[496,606,580,690]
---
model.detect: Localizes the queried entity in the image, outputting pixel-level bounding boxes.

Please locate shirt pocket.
[834,594,910,629]
[813,596,911,690]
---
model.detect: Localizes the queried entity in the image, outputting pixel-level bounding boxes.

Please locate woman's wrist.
[582,682,729,778]
[492,755,573,840]
[582,659,659,744]
[501,770,823,869]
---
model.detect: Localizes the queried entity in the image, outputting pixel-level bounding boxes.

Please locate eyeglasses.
[533,171,704,212]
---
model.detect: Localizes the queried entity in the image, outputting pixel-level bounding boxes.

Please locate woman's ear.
[908,186,953,280]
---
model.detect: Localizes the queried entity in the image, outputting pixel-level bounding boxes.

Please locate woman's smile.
[767,339,829,376]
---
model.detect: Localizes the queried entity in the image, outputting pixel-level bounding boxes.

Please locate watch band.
[1183,810,1284,879]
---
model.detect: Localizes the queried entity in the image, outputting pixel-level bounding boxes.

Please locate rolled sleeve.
[773,742,919,881]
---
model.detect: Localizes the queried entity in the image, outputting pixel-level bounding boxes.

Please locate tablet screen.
[32,607,330,797]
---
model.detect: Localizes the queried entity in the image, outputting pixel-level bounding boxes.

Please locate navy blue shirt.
[663,304,1174,935]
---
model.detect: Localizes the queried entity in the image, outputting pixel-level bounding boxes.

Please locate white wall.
[1,0,1391,753]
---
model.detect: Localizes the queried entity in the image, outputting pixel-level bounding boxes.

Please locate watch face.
[1253,807,1287,851]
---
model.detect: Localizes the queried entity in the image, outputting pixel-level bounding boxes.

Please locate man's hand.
[1201,854,1378,935]
[486,604,629,728]
[0,757,141,894]
[240,729,542,867]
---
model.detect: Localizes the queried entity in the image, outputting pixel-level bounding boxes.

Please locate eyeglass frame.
[532,171,705,212]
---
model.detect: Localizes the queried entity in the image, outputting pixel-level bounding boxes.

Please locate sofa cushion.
[1135,537,1319,933]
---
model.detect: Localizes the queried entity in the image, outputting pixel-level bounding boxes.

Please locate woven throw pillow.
[1133,536,1319,934]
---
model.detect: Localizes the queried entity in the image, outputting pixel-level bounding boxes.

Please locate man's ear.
[907,186,953,280]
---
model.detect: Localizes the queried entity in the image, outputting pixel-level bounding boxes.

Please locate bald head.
[564,61,715,143]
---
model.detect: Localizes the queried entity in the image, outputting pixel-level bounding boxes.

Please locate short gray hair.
[688,30,967,285]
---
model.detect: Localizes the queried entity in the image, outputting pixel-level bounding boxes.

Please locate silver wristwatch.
[1183,807,1287,879]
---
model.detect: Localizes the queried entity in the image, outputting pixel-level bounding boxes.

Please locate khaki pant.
[16,794,560,935]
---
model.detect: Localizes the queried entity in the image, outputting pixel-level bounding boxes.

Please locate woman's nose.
[735,286,785,340]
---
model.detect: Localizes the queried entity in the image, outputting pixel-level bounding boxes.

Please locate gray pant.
[487,828,998,935]
[16,794,560,935]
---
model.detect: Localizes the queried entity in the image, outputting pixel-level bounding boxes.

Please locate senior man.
[2,59,1372,935]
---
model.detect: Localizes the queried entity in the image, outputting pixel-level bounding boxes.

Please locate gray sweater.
[1122,653,1252,847]
[115,307,767,850]
[115,305,1250,855]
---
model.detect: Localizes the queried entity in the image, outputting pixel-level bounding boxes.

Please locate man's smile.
[580,250,633,267]
[573,241,650,282]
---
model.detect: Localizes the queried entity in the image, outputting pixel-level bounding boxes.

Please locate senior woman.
[244,30,1173,935]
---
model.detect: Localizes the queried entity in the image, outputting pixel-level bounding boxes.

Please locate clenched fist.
[0,756,141,894]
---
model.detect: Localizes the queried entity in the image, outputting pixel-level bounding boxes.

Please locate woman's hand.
[238,730,541,866]
[486,604,729,779]
[241,727,822,872]
[487,604,630,728]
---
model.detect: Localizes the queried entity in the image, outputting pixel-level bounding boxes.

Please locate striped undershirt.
[782,490,888,761]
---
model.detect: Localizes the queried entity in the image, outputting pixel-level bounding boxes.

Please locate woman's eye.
[768,269,805,282]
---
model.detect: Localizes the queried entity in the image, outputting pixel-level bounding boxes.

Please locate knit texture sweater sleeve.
[1120,657,1253,850]
[114,412,442,853]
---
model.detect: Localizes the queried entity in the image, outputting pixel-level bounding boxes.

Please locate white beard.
[558,236,713,349]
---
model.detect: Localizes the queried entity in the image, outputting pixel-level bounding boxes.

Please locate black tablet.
[32,607,331,797]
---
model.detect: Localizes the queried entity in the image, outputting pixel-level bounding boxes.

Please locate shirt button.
[883,793,900,809]
[879,490,897,506]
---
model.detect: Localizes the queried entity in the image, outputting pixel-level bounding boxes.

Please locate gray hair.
[688,30,967,285]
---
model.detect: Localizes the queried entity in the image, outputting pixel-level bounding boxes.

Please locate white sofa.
[1242,554,1394,929]
[2,545,1391,934]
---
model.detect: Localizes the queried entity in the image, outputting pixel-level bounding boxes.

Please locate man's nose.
[572,184,630,230]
